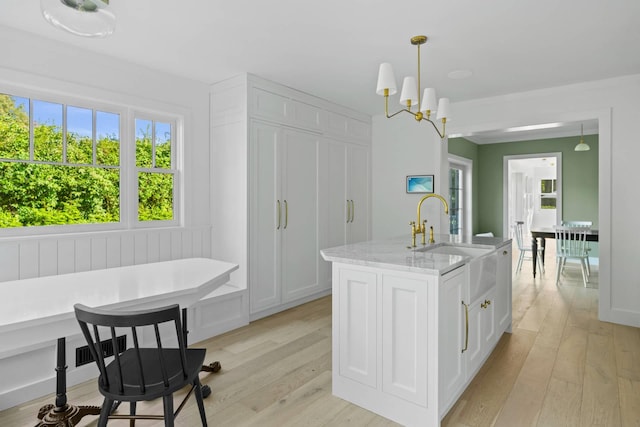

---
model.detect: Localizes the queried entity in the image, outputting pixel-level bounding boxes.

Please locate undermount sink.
[416,243,492,258]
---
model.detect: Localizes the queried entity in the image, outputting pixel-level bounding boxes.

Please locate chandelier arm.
[425,118,446,139]
[386,109,416,119]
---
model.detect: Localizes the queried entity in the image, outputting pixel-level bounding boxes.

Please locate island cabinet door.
[381,273,432,406]
[439,266,469,412]
[337,268,378,388]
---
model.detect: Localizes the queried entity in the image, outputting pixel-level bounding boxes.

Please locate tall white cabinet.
[211,74,371,320]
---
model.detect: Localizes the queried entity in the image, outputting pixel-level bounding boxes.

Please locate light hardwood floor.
[2,242,639,426]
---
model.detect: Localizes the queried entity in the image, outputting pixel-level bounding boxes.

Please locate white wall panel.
[105,236,120,269]
[147,232,160,263]
[134,234,148,265]
[120,234,135,266]
[19,242,39,279]
[0,227,212,282]
[57,240,75,274]
[75,239,91,272]
[0,243,19,282]
[39,241,58,277]
[90,237,107,270]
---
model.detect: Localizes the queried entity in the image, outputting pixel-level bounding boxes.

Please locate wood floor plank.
[618,376,640,427]
[580,333,622,426]
[614,323,640,381]
[537,377,583,427]
[551,325,588,386]
[493,340,557,427]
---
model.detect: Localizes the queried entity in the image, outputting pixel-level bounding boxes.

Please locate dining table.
[530,227,599,278]
[0,257,238,426]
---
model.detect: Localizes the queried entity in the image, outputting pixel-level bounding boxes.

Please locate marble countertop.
[321,234,511,275]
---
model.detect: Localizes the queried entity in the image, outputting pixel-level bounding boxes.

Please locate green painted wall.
[449,134,599,238]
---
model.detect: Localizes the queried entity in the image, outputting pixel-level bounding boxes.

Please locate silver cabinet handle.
[277,200,281,230]
[284,200,288,229]
[461,301,469,353]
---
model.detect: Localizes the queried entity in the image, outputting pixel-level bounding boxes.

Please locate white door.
[326,141,348,248]
[347,144,370,243]
[250,122,281,313]
[281,129,321,302]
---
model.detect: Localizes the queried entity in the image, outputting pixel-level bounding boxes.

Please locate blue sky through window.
[10,95,120,139]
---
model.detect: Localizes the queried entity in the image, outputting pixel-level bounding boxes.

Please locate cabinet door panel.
[496,245,512,333]
[281,130,320,302]
[347,144,370,243]
[326,142,348,248]
[482,288,497,349]
[381,274,429,406]
[338,268,377,388]
[250,123,281,312]
[439,267,468,408]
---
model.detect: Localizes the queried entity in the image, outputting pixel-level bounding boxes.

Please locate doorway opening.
[504,153,562,240]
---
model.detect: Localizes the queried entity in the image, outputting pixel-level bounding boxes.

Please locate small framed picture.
[406,175,434,193]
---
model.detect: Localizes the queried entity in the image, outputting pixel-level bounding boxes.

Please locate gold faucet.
[410,193,449,246]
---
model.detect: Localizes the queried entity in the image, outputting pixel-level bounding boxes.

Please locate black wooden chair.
[74,303,208,427]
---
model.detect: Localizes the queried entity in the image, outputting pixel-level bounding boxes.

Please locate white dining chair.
[513,221,544,275]
[554,225,590,287]
[561,220,593,276]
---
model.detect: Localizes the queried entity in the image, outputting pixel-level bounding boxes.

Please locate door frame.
[502,152,562,238]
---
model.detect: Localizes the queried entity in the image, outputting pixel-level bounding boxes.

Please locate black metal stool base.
[36,403,101,426]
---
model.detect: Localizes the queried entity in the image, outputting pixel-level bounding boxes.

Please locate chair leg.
[580,259,589,287]
[585,256,591,277]
[130,401,137,427]
[98,398,113,427]
[193,378,208,427]
[163,395,175,427]
[516,251,525,273]
[555,257,562,285]
[537,251,545,274]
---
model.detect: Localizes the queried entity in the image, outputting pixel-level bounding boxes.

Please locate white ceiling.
[1,0,639,142]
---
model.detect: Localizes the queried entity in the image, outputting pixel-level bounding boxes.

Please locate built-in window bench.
[0,258,248,413]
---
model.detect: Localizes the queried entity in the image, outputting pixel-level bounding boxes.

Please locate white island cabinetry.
[322,236,512,426]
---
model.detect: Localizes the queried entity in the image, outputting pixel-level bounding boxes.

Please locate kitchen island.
[321,234,512,427]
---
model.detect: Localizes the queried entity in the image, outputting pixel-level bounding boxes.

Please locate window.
[0,90,181,232]
[449,167,463,235]
[135,118,176,222]
[449,155,472,236]
[540,179,557,210]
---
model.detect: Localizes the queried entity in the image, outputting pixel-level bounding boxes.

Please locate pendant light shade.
[399,77,419,107]
[574,124,590,151]
[41,0,116,38]
[420,88,438,117]
[376,63,397,96]
[436,98,450,121]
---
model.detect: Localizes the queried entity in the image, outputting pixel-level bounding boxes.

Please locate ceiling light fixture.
[574,123,590,151]
[376,35,450,140]
[40,0,115,38]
